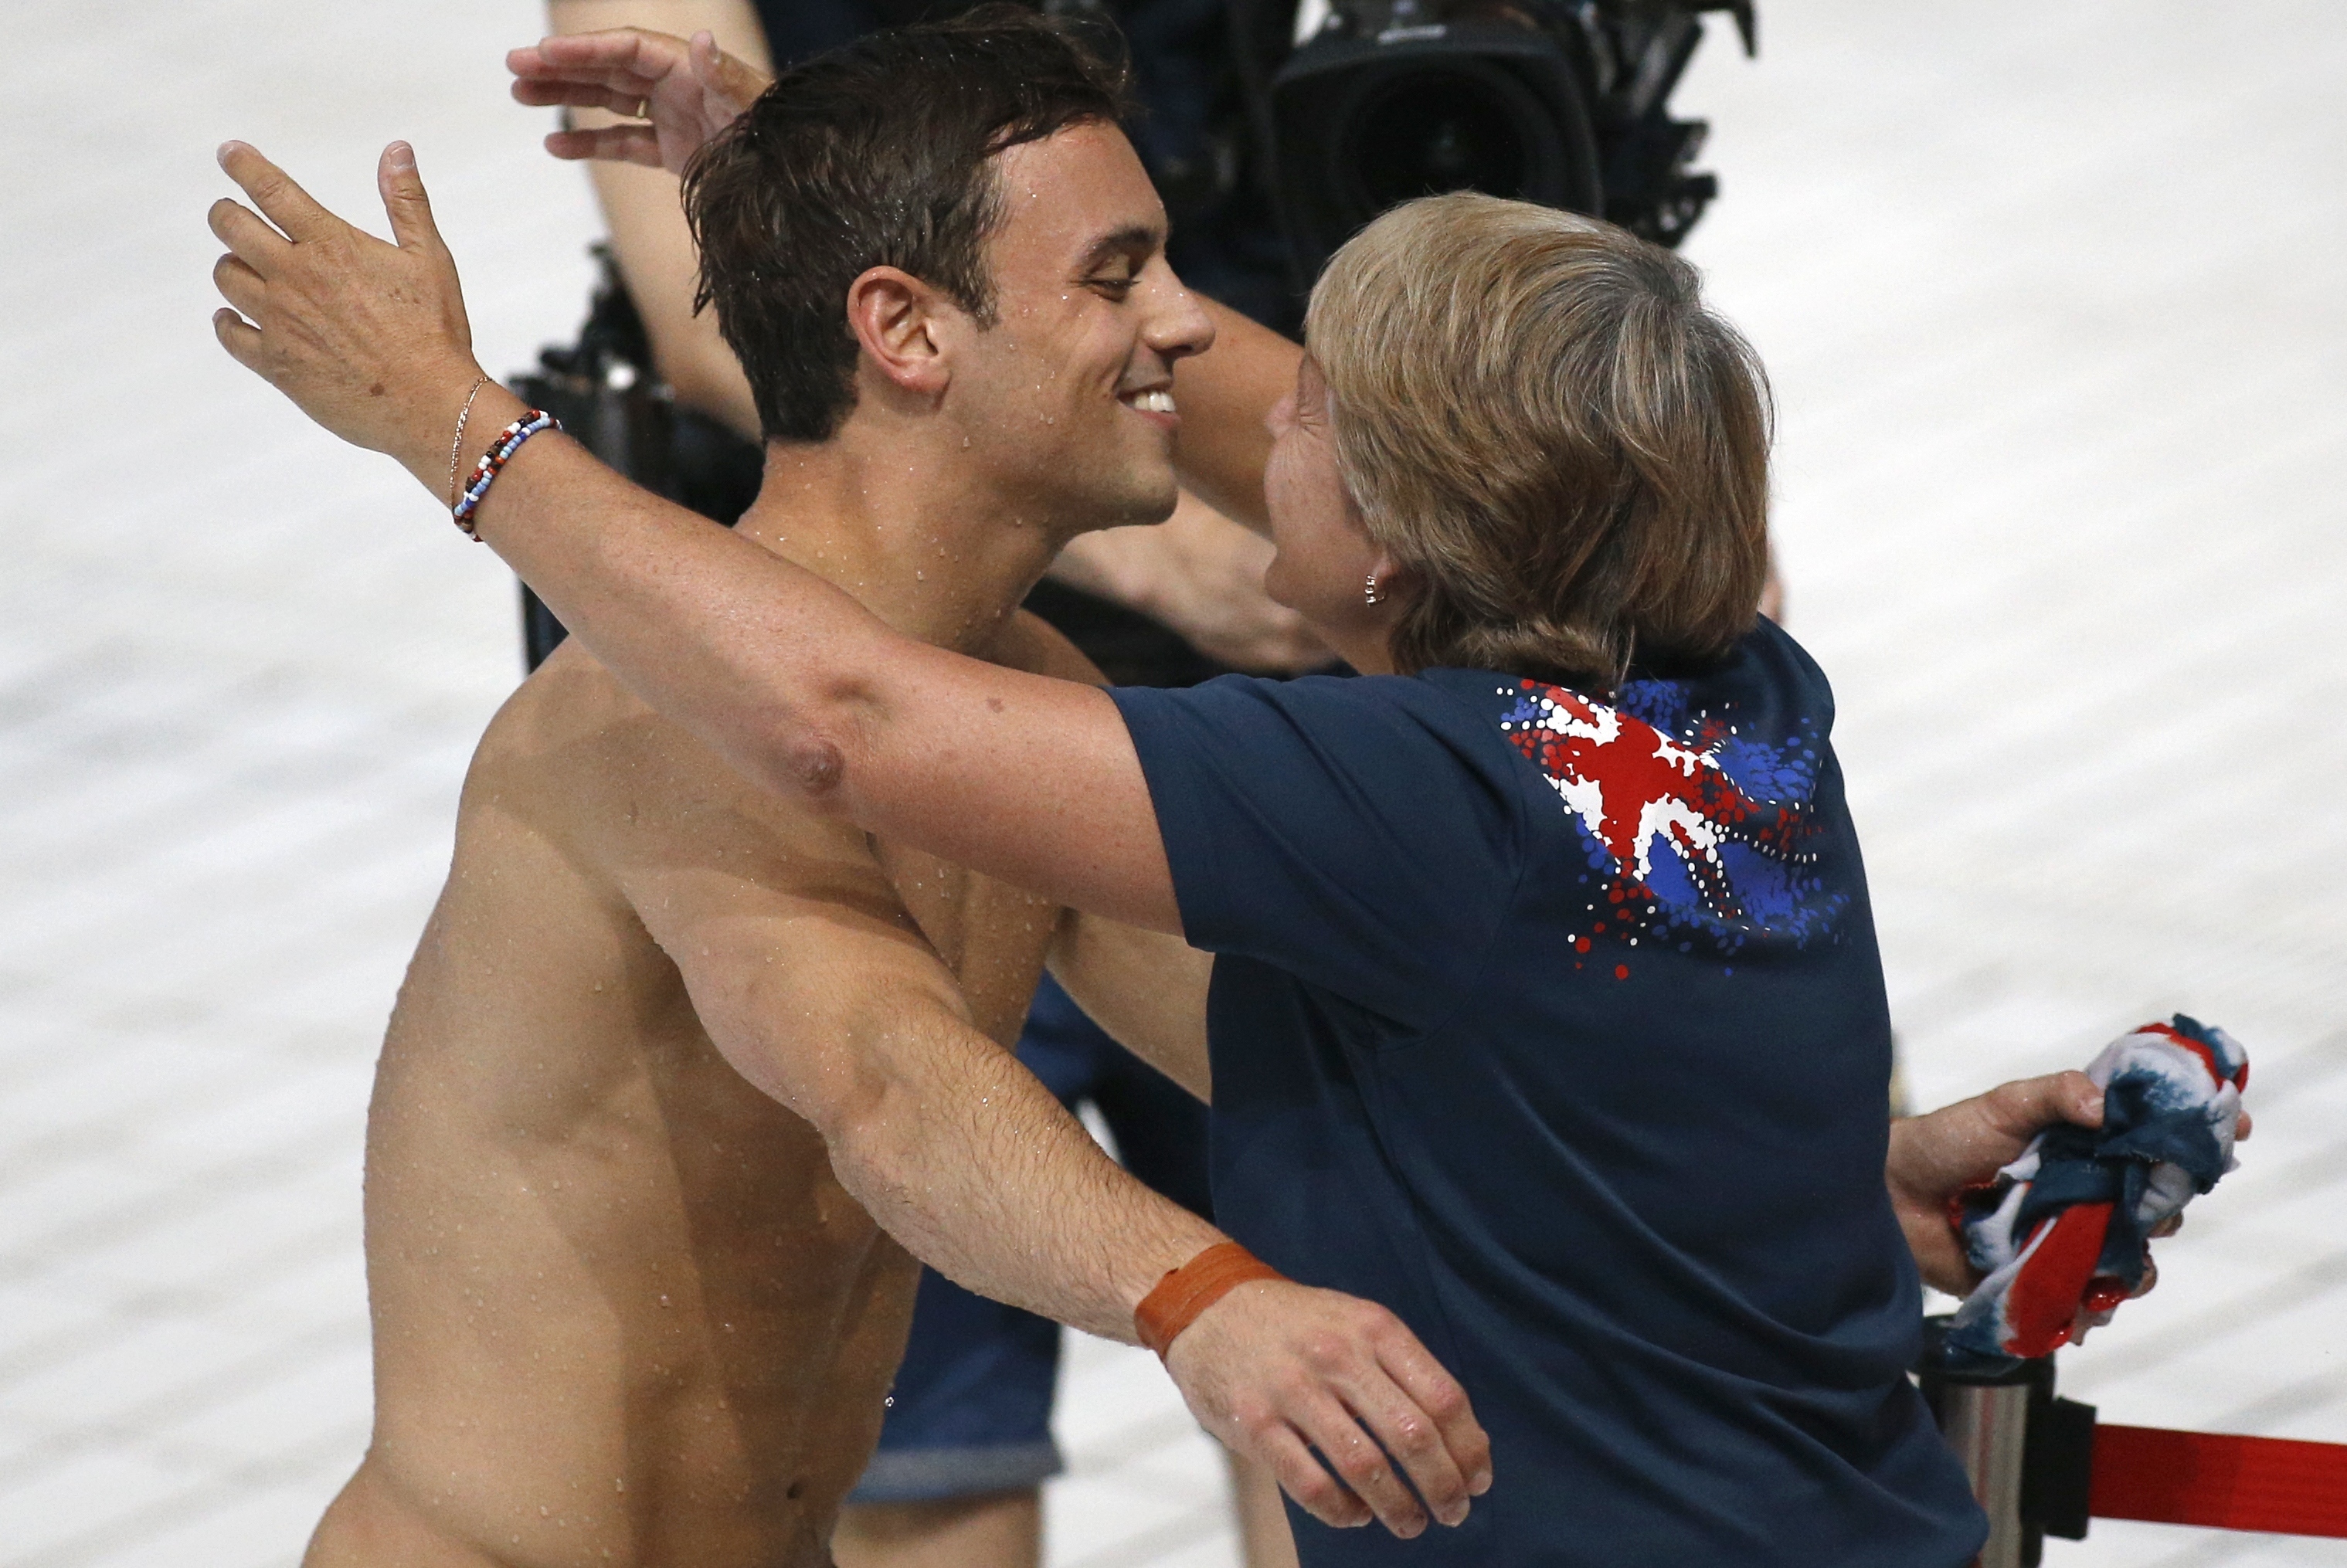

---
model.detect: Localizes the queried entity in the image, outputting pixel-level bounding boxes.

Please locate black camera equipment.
[1262,0,1754,283]
[508,249,764,672]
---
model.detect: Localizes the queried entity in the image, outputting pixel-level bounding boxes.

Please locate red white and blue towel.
[1947,1015,2248,1363]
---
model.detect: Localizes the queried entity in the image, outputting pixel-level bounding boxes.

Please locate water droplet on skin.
[658,1295,671,1308]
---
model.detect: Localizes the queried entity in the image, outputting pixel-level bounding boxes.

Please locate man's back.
[310,633,1065,1568]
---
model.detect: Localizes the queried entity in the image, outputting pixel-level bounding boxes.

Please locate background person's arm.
[1048,910,1215,1101]
[545,0,772,441]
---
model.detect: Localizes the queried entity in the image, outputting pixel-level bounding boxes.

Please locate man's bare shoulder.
[458,639,881,896]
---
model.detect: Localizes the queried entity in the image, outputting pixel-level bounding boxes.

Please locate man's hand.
[510,28,771,176]
[1164,1281,1493,1537]
[209,141,488,487]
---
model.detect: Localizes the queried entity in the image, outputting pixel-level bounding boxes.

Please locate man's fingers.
[1373,1315,1493,1497]
[1250,1424,1370,1529]
[542,125,664,168]
[1337,1370,1471,1526]
[216,141,339,243]
[375,142,445,254]
[206,197,288,271]
[212,253,267,319]
[1286,1395,1428,1537]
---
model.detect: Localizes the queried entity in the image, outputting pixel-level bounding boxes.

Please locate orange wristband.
[1135,1241,1286,1358]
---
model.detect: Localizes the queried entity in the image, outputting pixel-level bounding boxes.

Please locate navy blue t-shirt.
[1110,620,1984,1567]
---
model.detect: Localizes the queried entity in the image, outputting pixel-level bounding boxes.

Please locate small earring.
[1364,572,1382,606]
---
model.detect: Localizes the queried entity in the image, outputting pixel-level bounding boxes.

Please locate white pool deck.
[2,2,2342,1563]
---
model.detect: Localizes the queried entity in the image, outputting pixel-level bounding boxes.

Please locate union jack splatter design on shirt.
[1496,677,1843,959]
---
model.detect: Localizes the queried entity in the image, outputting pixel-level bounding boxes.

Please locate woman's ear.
[1367,545,1415,607]
[845,266,953,399]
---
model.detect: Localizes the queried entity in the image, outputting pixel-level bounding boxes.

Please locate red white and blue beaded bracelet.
[451,409,562,538]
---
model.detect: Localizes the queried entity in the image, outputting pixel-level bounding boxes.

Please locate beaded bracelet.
[451,409,561,539]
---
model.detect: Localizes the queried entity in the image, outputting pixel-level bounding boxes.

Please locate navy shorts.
[844,974,1213,1504]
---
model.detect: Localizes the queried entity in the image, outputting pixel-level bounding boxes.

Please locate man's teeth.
[1125,389,1177,414]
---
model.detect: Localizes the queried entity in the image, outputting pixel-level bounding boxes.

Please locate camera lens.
[1343,68,1534,212]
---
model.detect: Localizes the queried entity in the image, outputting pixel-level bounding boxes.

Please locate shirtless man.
[217,17,1489,1567]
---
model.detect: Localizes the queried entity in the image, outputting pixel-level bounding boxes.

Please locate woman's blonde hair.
[1306,192,1772,688]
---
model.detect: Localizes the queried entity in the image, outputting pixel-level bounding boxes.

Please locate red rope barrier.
[2092,1424,2347,1536]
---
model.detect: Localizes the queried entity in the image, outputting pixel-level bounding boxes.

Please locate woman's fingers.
[211,307,265,372]
[216,141,339,245]
[212,253,267,319]
[206,196,290,271]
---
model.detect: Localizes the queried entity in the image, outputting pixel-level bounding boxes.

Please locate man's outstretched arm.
[616,814,1488,1534]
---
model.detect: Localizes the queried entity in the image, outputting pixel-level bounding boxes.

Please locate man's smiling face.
[947,120,1215,535]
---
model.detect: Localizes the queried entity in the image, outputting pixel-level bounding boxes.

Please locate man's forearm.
[813,1010,1220,1340]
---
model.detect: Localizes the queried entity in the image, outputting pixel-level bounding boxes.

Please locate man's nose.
[1144,270,1216,361]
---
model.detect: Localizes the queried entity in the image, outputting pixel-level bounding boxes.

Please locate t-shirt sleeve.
[1109,674,1524,1031]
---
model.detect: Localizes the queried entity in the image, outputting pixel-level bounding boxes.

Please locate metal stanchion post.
[1918,1319,2097,1568]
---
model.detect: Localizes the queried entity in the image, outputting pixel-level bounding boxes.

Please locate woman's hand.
[509,27,772,175]
[209,141,488,487]
[1888,1069,2251,1306]
[1888,1071,2106,1298]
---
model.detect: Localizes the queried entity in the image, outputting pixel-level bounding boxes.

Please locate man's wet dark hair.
[682,6,1134,444]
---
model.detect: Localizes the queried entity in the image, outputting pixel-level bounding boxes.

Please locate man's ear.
[846,266,955,400]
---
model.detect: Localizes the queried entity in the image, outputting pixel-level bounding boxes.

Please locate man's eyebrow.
[1075,222,1166,272]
